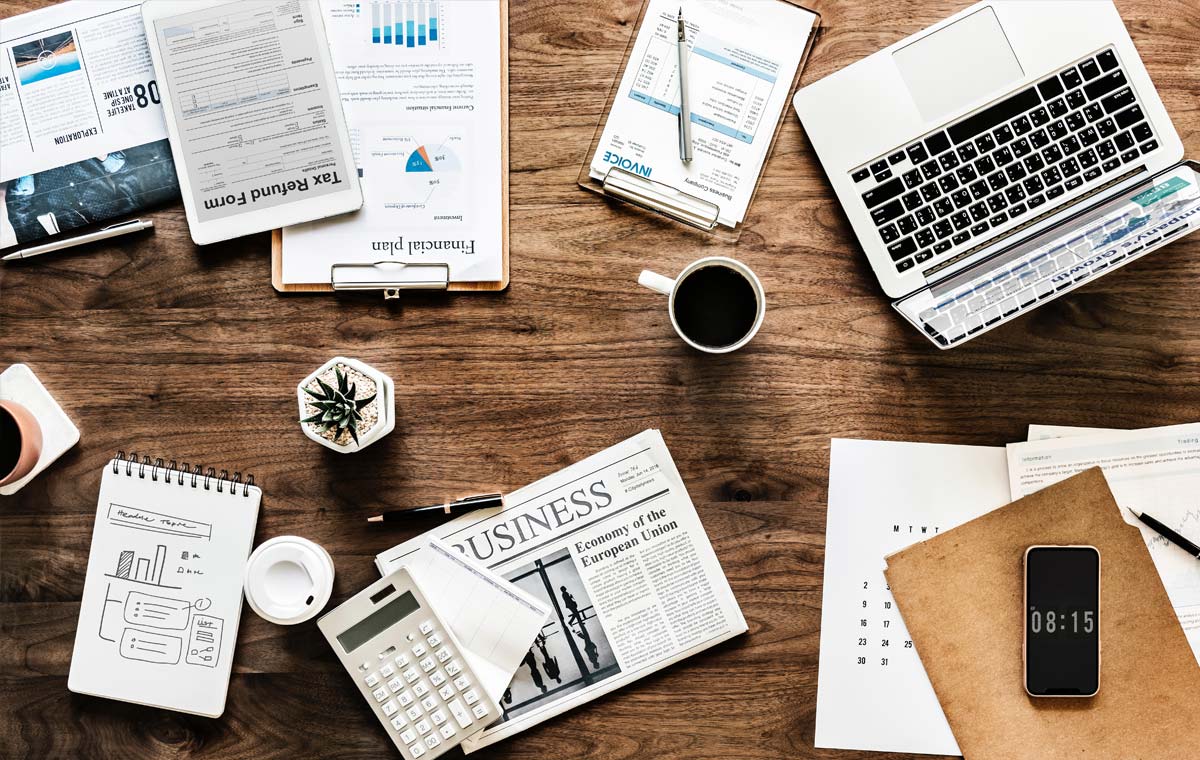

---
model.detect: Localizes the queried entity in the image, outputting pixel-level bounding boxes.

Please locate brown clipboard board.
[271,0,510,294]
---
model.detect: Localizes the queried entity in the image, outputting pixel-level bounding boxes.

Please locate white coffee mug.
[244,536,335,625]
[638,256,765,353]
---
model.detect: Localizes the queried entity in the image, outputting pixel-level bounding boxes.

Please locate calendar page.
[815,439,1010,755]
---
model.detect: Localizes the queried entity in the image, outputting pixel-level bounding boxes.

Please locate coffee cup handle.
[638,270,676,296]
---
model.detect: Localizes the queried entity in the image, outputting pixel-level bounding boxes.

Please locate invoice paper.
[588,0,816,227]
[404,538,550,704]
[816,439,1010,756]
[1009,423,1200,665]
[281,0,504,284]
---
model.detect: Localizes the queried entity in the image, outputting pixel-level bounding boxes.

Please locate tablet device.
[142,0,361,245]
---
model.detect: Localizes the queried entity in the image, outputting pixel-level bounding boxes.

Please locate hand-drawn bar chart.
[107,544,181,589]
[371,1,441,47]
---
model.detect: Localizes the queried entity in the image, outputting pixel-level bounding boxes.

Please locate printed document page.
[816,439,1010,756]
[588,0,816,227]
[404,538,550,705]
[281,0,504,284]
[1009,423,1200,665]
[149,0,355,223]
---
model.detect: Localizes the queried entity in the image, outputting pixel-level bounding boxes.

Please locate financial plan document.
[588,0,816,228]
[281,0,504,284]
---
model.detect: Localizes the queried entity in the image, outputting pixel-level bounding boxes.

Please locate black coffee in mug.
[0,407,21,478]
[672,265,759,349]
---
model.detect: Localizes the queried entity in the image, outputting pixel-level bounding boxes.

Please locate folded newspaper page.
[376,429,747,752]
[0,1,178,249]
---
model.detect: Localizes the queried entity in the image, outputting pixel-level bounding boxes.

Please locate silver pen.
[677,7,693,163]
[2,218,154,261]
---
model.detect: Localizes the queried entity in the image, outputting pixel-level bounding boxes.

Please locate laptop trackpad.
[893,7,1024,123]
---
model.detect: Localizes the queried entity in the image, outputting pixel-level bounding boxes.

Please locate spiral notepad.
[68,453,261,717]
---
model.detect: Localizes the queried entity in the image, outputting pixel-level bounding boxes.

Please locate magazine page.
[0,1,176,248]
[376,429,747,751]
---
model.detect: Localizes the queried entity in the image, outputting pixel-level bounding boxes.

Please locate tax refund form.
[403,538,550,704]
[588,0,817,228]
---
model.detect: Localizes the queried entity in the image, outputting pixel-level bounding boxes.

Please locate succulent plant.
[301,366,376,446]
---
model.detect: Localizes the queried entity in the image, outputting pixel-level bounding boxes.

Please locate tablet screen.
[151,1,353,223]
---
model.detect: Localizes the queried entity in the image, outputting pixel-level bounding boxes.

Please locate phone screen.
[1025,546,1100,696]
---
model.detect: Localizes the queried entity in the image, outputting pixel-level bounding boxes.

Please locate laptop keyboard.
[852,47,1158,276]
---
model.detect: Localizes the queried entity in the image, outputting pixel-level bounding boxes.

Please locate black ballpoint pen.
[1129,508,1200,559]
[368,493,504,523]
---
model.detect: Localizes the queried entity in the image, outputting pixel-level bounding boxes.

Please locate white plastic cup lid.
[244,536,334,625]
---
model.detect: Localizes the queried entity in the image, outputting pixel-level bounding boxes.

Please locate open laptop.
[793,0,1199,348]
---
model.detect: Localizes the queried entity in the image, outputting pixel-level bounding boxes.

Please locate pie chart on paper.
[405,142,462,173]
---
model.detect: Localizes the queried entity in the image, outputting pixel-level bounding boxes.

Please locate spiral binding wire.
[112,451,255,496]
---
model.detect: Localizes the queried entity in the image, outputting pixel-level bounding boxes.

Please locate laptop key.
[1048,98,1067,118]
[1084,166,1103,182]
[1096,140,1116,160]
[968,202,988,222]
[995,146,1014,166]
[987,194,1008,213]
[957,143,978,162]
[1061,135,1081,155]
[1078,149,1098,169]
[1079,59,1100,80]
[951,189,971,208]
[1011,116,1032,136]
[906,143,928,164]
[903,168,923,188]
[896,257,915,272]
[921,160,942,180]
[1012,138,1032,158]
[1047,120,1067,140]
[915,229,936,249]
[1037,76,1064,100]
[1024,153,1045,173]
[974,155,995,175]
[1132,123,1153,142]
[1097,50,1118,71]
[862,177,904,208]
[1066,90,1086,109]
[915,249,933,263]
[969,220,989,237]
[938,175,959,193]
[1042,144,1062,164]
[874,168,892,180]
[951,211,970,231]
[1061,158,1080,177]
[870,199,904,226]
[939,152,960,171]
[902,191,922,211]
[888,237,917,261]
[921,182,941,202]
[1083,69,1126,101]
[988,212,1008,227]
[1041,166,1062,186]
[987,171,1008,192]
[879,224,899,243]
[1061,67,1082,89]
[897,215,917,234]
[1006,163,1027,182]
[1079,127,1098,146]
[915,207,935,226]
[933,240,952,254]
[1140,140,1158,154]
[1064,175,1083,191]
[1120,149,1139,163]
[1097,118,1117,138]
[1101,158,1121,173]
[974,133,996,153]
[1046,184,1065,199]
[1027,194,1047,209]
[957,165,978,184]
[888,150,906,165]
[993,124,1014,144]
[1008,203,1028,218]
[1023,176,1044,195]
[852,168,870,183]
[933,220,953,239]
[1114,131,1135,151]
[1115,106,1144,129]
[969,180,989,200]
[925,131,951,156]
[952,231,971,246]
[1029,130,1049,150]
[1066,112,1086,132]
[1005,185,1026,204]
[1101,88,1135,114]
[870,160,888,175]
[934,198,954,217]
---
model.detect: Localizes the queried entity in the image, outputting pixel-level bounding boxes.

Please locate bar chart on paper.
[370,1,442,47]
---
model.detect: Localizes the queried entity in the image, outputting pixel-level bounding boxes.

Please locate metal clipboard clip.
[330,261,450,300]
[600,167,721,231]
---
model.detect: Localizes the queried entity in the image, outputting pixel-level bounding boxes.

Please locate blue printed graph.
[371,1,441,47]
[405,142,461,173]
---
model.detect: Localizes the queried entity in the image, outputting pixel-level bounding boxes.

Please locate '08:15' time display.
[1028,607,1095,635]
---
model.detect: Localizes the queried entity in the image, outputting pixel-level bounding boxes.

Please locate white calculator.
[318,567,499,759]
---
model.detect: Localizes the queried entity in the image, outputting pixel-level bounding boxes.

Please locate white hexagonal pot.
[297,357,394,454]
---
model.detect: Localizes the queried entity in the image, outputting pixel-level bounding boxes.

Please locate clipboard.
[577,0,820,242]
[271,0,510,298]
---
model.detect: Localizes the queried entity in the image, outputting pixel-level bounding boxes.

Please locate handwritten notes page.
[68,462,260,717]
[816,439,1010,755]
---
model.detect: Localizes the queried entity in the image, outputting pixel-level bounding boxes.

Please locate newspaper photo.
[0,1,178,249]
[376,429,747,752]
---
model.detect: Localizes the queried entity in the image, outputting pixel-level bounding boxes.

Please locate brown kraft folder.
[884,468,1200,759]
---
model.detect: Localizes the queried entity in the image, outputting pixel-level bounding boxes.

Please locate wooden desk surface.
[2,0,1197,757]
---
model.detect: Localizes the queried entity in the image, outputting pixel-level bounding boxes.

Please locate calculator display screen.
[337,591,421,653]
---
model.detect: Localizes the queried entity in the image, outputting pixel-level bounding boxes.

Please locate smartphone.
[1023,545,1100,697]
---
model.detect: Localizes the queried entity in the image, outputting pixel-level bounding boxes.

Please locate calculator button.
[382,700,398,717]
[372,687,389,703]
[448,698,473,729]
[421,696,438,712]
[463,689,479,706]
[430,671,446,687]
[360,661,372,672]
[400,729,417,744]
[406,706,422,721]
[408,742,426,758]
[445,660,462,676]
[419,620,435,635]
[394,654,410,668]
[438,684,455,700]
[471,703,490,719]
[387,677,404,693]
[426,633,442,648]
[413,681,430,698]
[365,672,380,688]
[439,724,456,740]
[435,647,452,663]
[416,719,432,736]
[397,690,414,707]
[453,675,471,691]
[404,667,420,684]
[411,643,427,657]
[430,709,447,726]
[380,663,396,678]
[419,657,436,673]
[406,633,416,642]
[390,716,407,731]
[424,734,441,750]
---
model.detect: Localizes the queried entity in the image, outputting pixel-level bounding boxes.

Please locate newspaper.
[0,1,177,249]
[376,429,747,752]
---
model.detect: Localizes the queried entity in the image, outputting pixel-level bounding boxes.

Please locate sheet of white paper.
[281,0,504,284]
[1009,422,1200,666]
[816,439,1010,756]
[588,0,815,227]
[404,537,549,704]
